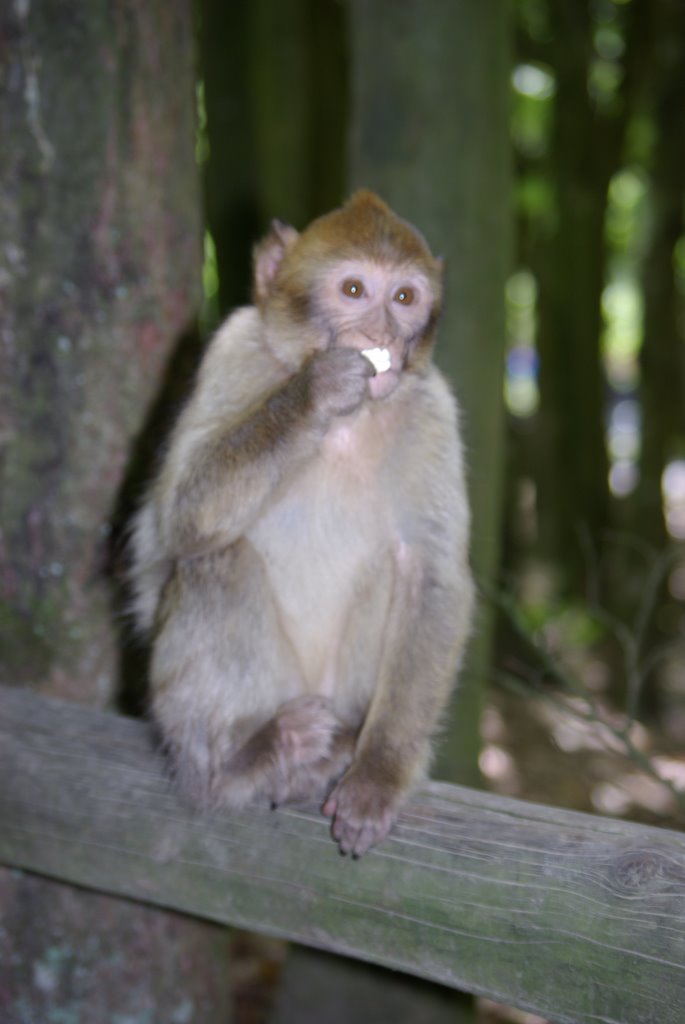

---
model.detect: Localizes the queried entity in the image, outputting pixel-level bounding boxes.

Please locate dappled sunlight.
[592,772,679,819]
[607,398,640,496]
[512,63,555,100]
[541,697,649,755]
[485,684,685,828]
[479,742,521,797]
[663,460,685,540]
[602,277,643,392]
[505,270,540,418]
[488,550,685,833]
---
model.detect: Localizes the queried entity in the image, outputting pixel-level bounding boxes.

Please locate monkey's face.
[256,192,443,382]
[316,258,437,400]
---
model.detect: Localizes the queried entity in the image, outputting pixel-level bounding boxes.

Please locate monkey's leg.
[151,544,355,810]
[324,547,472,856]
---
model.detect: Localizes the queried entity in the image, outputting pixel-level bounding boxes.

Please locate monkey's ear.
[434,255,446,278]
[253,219,299,303]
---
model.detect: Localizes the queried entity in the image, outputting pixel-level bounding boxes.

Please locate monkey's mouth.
[361,347,392,374]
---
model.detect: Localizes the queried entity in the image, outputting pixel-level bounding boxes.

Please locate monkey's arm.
[162,374,314,556]
[325,379,474,855]
[156,312,373,558]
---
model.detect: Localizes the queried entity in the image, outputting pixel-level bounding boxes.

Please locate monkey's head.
[254,191,444,399]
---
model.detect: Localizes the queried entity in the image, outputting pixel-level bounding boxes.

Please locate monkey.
[129,190,473,857]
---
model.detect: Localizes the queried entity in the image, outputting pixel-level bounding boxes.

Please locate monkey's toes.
[324,775,399,857]
[274,695,343,768]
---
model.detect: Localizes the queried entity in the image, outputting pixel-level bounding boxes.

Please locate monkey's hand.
[323,764,403,857]
[306,347,375,421]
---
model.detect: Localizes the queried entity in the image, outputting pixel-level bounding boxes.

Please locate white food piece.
[362,347,391,374]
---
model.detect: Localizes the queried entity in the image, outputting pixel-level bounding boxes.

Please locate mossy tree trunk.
[0,2,234,1019]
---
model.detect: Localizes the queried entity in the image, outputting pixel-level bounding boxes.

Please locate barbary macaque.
[130,190,473,856]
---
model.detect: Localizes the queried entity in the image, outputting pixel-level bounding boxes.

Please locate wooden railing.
[1,683,683,1024]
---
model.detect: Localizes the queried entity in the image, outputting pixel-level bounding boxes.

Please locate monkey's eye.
[341,278,365,299]
[393,286,415,305]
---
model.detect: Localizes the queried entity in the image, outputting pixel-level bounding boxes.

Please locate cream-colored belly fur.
[247,423,391,694]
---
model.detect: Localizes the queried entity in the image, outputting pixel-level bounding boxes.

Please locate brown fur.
[129,192,473,856]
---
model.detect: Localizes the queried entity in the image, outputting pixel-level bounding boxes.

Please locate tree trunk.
[534,0,652,595]
[347,0,512,787]
[636,0,685,547]
[0,0,199,700]
[196,0,260,316]
[623,0,685,715]
[197,0,348,321]
[535,1,610,588]
[0,1,234,1018]
[248,0,348,228]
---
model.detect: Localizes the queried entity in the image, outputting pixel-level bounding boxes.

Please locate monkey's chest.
[246,455,392,693]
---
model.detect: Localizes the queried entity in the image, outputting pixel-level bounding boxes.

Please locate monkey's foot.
[323,767,402,857]
[269,695,350,806]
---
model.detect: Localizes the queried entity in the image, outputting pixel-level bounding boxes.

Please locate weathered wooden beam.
[1,683,683,1024]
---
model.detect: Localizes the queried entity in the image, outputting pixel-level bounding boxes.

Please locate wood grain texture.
[1,683,683,1024]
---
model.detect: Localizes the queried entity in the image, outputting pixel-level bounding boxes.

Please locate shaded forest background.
[0,0,684,1022]
[195,0,685,828]
[493,0,685,829]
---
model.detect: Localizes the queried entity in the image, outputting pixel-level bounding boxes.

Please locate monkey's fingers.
[274,694,341,768]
